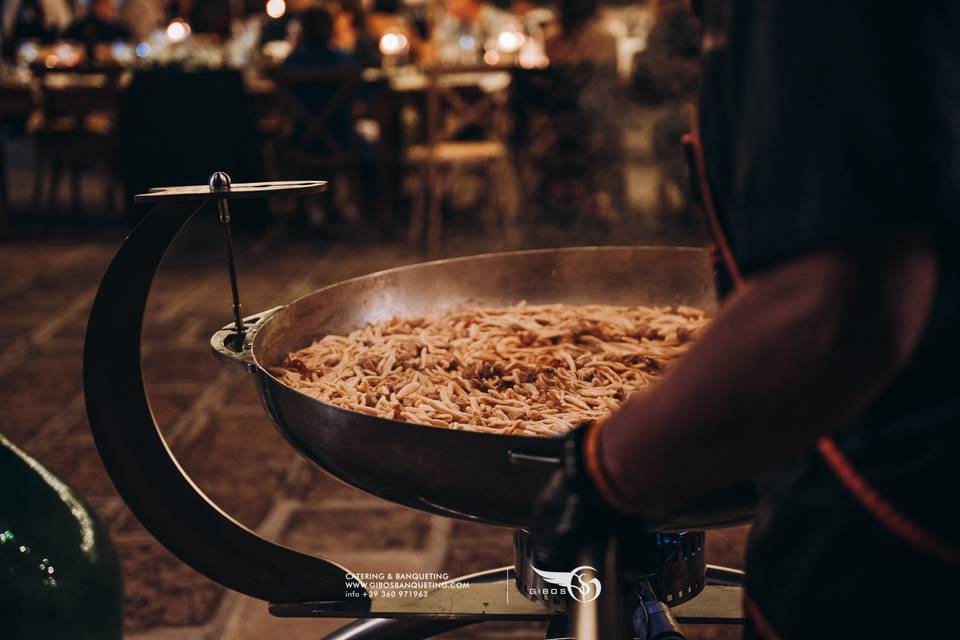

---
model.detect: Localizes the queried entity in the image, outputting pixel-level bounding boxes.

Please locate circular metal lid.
[134,179,327,203]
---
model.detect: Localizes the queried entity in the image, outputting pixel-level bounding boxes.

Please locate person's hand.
[529,425,641,571]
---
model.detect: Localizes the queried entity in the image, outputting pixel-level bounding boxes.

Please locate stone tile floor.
[0,222,746,639]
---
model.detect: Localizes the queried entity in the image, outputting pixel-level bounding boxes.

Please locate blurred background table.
[0,0,699,242]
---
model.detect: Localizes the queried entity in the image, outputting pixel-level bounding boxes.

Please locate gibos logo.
[531,565,602,603]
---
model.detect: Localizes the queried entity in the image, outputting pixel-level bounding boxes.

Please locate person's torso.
[698,1,960,635]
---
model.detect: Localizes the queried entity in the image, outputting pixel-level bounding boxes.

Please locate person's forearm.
[593,238,937,513]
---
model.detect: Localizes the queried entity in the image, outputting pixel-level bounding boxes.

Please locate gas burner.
[514,530,706,610]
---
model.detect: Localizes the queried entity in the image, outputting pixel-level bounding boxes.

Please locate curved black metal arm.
[83,198,364,605]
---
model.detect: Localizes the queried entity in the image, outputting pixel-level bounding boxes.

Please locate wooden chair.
[268,66,363,224]
[405,67,513,247]
[29,65,124,218]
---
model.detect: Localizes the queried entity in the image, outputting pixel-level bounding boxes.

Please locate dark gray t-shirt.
[698,2,960,636]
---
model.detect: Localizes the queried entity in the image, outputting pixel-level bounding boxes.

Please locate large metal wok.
[83,179,752,633]
[211,245,753,530]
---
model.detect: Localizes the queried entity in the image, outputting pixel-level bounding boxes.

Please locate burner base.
[513,530,707,611]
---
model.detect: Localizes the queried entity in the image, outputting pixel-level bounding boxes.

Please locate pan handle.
[210,306,283,371]
[84,197,366,606]
[508,450,563,467]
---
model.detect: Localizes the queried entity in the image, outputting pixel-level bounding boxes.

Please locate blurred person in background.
[544,0,614,66]
[284,4,353,67]
[329,0,379,67]
[282,4,369,227]
[630,0,701,214]
[513,0,620,229]
[63,0,130,44]
[514,0,620,228]
[631,0,701,102]
[1,0,71,58]
[366,0,425,61]
[119,0,168,41]
[431,0,512,64]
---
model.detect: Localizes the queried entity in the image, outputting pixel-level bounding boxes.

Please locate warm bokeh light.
[483,50,500,65]
[111,41,134,63]
[266,0,286,19]
[54,43,80,66]
[262,40,292,63]
[166,19,191,43]
[518,47,548,69]
[17,42,39,64]
[378,31,408,56]
[607,18,628,38]
[497,30,524,53]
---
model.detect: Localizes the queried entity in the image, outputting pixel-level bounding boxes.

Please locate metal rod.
[218,199,245,343]
[209,171,245,345]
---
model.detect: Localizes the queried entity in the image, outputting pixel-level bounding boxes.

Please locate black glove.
[529,425,639,572]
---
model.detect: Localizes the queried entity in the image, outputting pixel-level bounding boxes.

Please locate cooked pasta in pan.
[271,302,709,436]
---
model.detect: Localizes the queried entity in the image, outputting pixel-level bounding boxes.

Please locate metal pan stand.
[83,173,745,640]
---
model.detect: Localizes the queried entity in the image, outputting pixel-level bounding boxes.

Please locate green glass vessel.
[0,433,122,639]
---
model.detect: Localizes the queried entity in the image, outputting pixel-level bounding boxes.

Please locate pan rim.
[250,244,711,441]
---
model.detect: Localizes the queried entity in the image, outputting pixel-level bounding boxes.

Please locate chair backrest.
[32,65,124,120]
[268,66,361,156]
[421,66,511,146]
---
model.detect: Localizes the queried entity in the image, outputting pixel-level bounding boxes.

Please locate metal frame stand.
[83,174,746,640]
